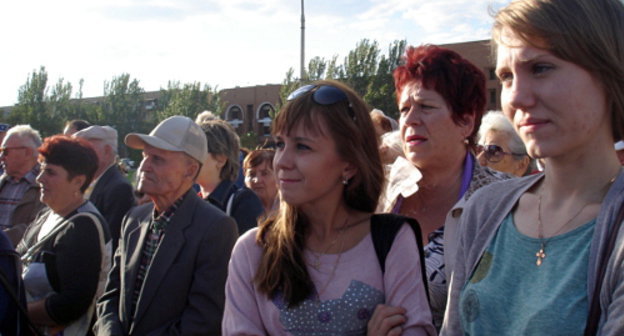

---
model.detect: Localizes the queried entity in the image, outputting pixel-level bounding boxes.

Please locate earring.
[342,177,349,185]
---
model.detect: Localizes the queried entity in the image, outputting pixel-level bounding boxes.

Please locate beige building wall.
[220,84,281,140]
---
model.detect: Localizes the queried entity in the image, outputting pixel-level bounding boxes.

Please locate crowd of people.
[0,0,621,335]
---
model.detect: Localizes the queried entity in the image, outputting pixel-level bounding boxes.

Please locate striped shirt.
[130,197,183,319]
[0,166,39,229]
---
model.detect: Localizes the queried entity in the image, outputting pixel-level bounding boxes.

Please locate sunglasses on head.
[286,84,356,121]
[476,144,525,163]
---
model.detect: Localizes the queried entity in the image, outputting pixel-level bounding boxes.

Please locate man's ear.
[186,161,200,179]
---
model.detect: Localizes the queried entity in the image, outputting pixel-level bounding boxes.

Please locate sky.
[0,0,510,107]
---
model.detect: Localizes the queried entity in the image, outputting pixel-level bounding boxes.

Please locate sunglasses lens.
[313,86,348,105]
[286,84,316,101]
[486,145,505,162]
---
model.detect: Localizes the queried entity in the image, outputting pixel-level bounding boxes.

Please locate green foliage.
[9,66,60,136]
[239,131,259,150]
[278,39,406,120]
[100,74,148,159]
[277,68,301,112]
[157,81,221,121]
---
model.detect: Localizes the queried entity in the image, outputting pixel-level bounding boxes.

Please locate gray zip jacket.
[441,171,624,335]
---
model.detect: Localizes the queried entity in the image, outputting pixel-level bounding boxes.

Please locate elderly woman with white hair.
[477,111,533,176]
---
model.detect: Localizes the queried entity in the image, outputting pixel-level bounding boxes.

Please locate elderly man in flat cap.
[74,125,135,252]
[94,116,238,335]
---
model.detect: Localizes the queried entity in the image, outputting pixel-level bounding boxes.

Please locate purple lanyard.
[392,152,474,213]
[459,152,474,201]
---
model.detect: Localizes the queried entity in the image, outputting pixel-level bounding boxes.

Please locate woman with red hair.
[18,135,111,335]
[378,44,511,329]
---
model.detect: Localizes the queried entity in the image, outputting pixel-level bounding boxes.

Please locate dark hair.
[492,0,624,141]
[64,119,91,133]
[255,80,384,307]
[38,135,98,193]
[198,119,240,182]
[393,45,486,146]
[243,149,275,171]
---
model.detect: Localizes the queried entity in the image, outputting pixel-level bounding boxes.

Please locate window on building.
[226,105,243,129]
[488,68,497,81]
[257,103,274,136]
[489,89,497,109]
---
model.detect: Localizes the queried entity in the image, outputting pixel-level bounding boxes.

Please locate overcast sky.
[0,0,509,106]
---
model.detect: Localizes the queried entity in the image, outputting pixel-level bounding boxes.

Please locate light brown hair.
[492,0,624,141]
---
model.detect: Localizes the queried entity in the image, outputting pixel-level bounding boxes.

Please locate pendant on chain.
[535,243,546,266]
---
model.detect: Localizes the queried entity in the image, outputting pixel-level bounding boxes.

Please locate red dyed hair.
[393,45,486,145]
[39,135,98,193]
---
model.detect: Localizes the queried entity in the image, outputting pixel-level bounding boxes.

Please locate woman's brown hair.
[254,80,384,307]
[492,0,624,141]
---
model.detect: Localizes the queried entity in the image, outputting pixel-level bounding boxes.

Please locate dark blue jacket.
[206,180,263,234]
[0,230,28,335]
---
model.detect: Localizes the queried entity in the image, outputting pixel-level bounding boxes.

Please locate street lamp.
[300,0,305,80]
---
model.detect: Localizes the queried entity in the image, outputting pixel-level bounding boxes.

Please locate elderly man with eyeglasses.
[0,125,45,246]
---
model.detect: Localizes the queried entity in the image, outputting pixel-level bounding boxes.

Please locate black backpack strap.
[371,214,429,302]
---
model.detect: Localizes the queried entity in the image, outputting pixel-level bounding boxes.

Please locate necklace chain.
[309,215,370,270]
[535,193,591,266]
[307,215,370,297]
[535,174,618,266]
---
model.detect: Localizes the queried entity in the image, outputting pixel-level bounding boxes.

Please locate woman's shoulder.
[467,172,541,206]
[232,227,262,256]
[465,164,516,199]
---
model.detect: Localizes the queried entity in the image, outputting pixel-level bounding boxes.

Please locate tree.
[338,39,380,97]
[279,39,407,120]
[363,40,406,118]
[9,66,62,136]
[276,68,300,111]
[101,74,146,158]
[157,81,221,121]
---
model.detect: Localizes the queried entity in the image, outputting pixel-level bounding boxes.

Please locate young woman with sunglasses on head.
[476,110,534,177]
[377,45,511,330]
[442,0,624,334]
[222,80,435,335]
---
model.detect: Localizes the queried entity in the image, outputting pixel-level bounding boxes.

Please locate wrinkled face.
[496,29,611,159]
[273,120,351,208]
[398,81,474,171]
[36,161,83,211]
[245,160,278,206]
[0,135,34,178]
[137,145,193,198]
[477,130,525,176]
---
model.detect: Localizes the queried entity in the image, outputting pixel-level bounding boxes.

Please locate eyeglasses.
[286,84,356,120]
[476,144,525,163]
[0,146,27,156]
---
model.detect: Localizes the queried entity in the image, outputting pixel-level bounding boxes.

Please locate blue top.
[460,213,595,335]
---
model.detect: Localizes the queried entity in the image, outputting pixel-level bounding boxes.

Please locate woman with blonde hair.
[443,0,624,334]
[223,80,434,335]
